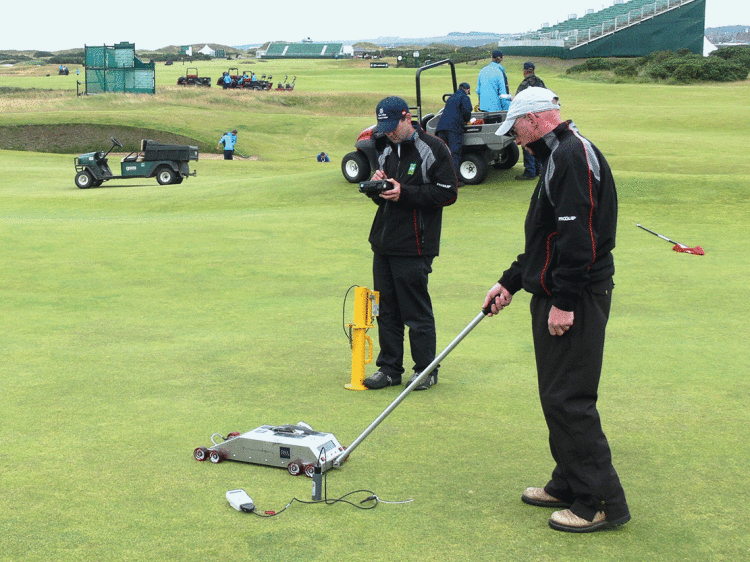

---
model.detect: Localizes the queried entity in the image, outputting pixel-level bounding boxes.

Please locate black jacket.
[515,74,546,94]
[368,123,458,257]
[499,121,617,311]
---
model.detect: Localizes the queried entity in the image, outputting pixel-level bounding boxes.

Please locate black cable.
[251,473,378,517]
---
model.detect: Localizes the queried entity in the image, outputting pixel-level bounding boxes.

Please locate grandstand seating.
[259,42,344,59]
[529,0,698,46]
[498,0,704,58]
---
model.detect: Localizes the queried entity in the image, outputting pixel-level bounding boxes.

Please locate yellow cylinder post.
[345,287,378,390]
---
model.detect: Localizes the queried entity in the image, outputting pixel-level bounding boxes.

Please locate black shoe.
[515,174,536,181]
[363,371,401,389]
[408,371,437,390]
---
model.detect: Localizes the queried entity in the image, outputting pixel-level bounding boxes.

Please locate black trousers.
[436,130,463,177]
[530,278,630,522]
[373,252,436,377]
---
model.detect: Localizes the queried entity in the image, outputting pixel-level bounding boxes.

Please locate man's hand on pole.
[483,283,512,316]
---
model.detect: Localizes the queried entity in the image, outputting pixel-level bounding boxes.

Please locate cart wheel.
[341,151,370,183]
[458,153,489,185]
[209,450,224,464]
[93,180,103,187]
[492,143,520,170]
[287,461,302,476]
[303,464,316,478]
[194,447,209,461]
[75,171,94,189]
[156,166,176,185]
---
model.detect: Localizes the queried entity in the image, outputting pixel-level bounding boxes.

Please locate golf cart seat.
[121,139,149,163]
[121,153,144,163]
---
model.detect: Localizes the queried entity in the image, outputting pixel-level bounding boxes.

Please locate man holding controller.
[362,96,458,391]
[483,88,631,532]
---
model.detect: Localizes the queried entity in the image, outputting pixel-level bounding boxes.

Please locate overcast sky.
[3,0,747,51]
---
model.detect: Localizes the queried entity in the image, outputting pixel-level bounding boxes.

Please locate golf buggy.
[341,59,519,185]
[177,68,211,86]
[73,137,198,188]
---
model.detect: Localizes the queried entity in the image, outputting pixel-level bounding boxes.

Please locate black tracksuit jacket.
[368,123,458,257]
[499,121,617,311]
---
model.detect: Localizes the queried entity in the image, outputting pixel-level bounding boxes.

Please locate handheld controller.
[226,489,255,512]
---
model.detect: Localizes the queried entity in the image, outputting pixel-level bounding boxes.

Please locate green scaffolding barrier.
[83,42,155,94]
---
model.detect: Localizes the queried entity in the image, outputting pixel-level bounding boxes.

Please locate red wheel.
[209,450,224,464]
[194,447,209,461]
[287,461,302,476]
[304,464,316,478]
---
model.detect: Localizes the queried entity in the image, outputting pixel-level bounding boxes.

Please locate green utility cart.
[74,137,198,188]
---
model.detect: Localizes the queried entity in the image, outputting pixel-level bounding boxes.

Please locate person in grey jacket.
[362,96,458,391]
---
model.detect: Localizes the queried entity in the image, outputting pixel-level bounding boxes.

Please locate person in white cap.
[484,87,631,533]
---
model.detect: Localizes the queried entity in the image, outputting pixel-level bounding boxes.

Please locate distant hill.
[705,25,750,45]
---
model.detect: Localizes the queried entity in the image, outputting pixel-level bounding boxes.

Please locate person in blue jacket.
[477,50,511,112]
[435,82,472,181]
[222,72,233,89]
[218,130,238,160]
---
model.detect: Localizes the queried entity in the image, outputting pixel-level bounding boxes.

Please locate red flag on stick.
[636,224,705,255]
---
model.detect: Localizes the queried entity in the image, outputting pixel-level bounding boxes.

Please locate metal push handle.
[335,304,493,466]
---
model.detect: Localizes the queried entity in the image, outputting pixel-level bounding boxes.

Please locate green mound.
[0,123,208,154]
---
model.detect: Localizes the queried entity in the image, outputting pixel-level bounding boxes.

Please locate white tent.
[703,37,717,56]
[198,44,215,57]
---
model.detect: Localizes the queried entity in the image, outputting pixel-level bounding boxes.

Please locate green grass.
[1,59,749,562]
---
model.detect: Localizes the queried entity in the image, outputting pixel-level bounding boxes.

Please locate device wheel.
[194,447,210,461]
[75,171,94,189]
[209,450,224,464]
[92,180,103,187]
[156,166,176,185]
[287,461,302,476]
[172,176,184,184]
[303,464,316,478]
[458,153,489,185]
[492,143,520,170]
[341,151,370,183]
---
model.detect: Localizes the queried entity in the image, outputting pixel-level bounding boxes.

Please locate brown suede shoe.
[548,510,610,533]
[521,487,571,508]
